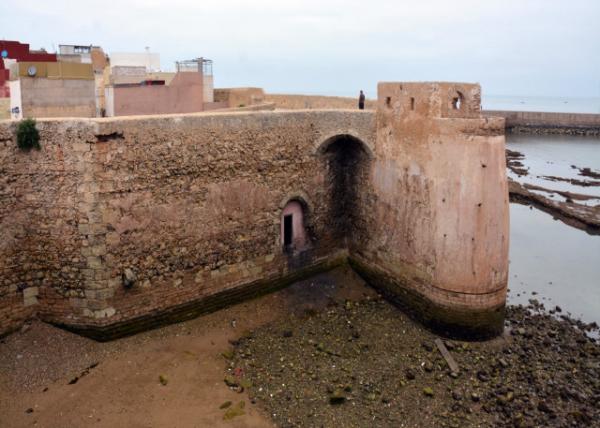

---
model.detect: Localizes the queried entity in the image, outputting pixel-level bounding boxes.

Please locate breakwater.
[484,110,600,136]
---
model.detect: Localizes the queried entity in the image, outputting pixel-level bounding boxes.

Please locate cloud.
[1,0,599,97]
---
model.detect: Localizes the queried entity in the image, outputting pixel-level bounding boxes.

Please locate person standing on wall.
[358,90,365,110]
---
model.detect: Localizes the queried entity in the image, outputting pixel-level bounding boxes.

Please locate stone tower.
[351,82,509,338]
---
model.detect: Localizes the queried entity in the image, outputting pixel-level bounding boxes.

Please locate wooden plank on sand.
[434,338,459,373]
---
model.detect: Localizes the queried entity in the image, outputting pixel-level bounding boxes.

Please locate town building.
[0,40,57,119]
[1,40,96,119]
[59,44,108,116]
[104,57,216,117]
[1,42,218,119]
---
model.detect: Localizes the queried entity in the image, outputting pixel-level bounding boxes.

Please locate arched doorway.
[319,134,372,245]
[281,199,308,252]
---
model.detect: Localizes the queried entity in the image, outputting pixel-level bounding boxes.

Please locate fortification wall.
[266,93,376,110]
[0,82,508,340]
[0,110,375,339]
[0,120,92,334]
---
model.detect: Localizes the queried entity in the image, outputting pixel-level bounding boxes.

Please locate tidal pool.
[508,202,600,325]
[506,134,600,198]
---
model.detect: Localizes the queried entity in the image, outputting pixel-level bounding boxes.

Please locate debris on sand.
[67,362,99,385]
[222,401,245,420]
[159,374,168,386]
[228,297,600,427]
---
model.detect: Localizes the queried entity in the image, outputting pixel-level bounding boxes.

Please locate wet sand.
[0,267,369,428]
[2,266,599,428]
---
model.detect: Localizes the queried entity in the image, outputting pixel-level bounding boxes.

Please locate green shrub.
[16,118,40,151]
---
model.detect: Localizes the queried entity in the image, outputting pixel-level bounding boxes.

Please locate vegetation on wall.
[16,118,41,151]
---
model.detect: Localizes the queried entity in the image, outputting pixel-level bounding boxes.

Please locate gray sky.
[2,0,599,98]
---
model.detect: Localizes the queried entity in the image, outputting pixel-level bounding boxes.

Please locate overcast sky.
[1,0,599,98]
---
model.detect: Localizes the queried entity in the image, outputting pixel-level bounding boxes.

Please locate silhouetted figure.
[358,90,365,110]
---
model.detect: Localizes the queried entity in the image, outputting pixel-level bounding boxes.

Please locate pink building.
[105,71,204,117]
[104,58,216,117]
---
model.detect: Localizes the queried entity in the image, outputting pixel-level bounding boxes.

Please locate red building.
[0,41,57,99]
[0,40,57,62]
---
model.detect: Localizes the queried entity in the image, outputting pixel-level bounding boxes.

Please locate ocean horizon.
[483,95,600,114]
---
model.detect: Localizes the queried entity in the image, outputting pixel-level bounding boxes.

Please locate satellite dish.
[27,65,37,77]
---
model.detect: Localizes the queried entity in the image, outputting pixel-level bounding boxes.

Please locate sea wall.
[483,110,600,136]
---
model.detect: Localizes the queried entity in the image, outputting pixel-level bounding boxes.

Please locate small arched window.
[452,91,464,110]
[281,200,307,252]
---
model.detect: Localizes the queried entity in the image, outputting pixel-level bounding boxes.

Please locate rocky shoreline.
[505,148,600,235]
[508,181,600,235]
[224,296,600,427]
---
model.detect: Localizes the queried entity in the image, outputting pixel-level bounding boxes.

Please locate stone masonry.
[0,82,508,340]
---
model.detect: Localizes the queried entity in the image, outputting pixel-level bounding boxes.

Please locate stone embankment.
[485,110,600,136]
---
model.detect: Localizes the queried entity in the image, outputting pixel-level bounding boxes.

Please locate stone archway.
[318,134,373,247]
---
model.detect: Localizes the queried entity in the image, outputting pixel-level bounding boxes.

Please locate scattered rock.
[224,375,238,387]
[221,349,234,360]
[329,389,346,404]
[222,401,245,420]
[227,299,600,427]
[423,387,434,397]
[476,370,489,382]
[122,268,136,288]
[159,375,168,386]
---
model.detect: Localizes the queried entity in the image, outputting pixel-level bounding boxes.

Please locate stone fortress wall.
[0,82,508,340]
